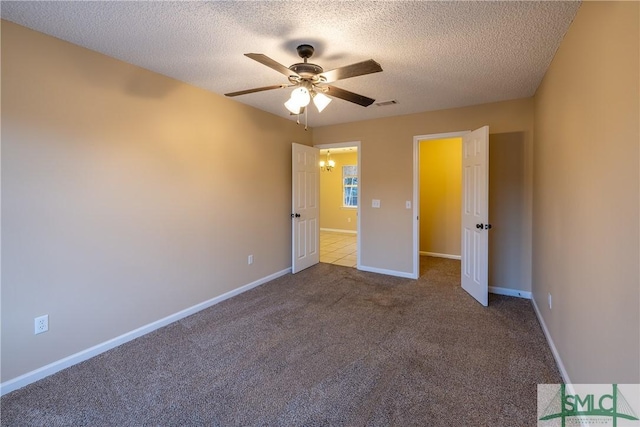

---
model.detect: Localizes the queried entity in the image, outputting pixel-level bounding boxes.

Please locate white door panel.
[292,143,320,273]
[461,126,489,306]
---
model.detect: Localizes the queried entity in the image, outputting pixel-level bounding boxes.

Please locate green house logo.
[538,384,639,427]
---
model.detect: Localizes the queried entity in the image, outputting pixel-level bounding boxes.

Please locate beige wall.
[0,21,312,382]
[533,2,639,383]
[419,138,461,256]
[314,98,534,285]
[319,151,358,232]
[489,132,527,292]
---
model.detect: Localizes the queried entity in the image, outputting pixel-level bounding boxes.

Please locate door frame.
[412,131,469,279]
[315,140,362,270]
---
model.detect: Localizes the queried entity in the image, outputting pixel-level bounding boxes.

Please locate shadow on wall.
[52,35,181,98]
[488,132,526,290]
[123,71,181,98]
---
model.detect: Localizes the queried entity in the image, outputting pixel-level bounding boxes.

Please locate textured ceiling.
[1,1,580,128]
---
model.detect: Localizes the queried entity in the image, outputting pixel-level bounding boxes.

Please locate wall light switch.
[406,201,411,209]
[372,199,381,208]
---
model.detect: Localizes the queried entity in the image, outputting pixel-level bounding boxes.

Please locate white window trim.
[343,165,358,208]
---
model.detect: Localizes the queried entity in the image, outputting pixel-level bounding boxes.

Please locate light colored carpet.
[1,257,561,426]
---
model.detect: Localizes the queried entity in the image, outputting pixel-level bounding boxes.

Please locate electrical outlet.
[34,315,49,334]
[548,293,552,310]
[248,255,253,265]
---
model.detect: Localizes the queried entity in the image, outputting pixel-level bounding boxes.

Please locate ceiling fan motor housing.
[290,44,324,80]
[296,44,315,59]
[289,62,324,79]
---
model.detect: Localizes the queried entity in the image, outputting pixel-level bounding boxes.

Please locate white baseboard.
[531,296,571,384]
[0,268,291,396]
[488,286,532,299]
[320,228,357,234]
[420,251,461,260]
[358,265,416,279]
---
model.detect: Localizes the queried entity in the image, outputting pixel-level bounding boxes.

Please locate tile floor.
[320,230,357,268]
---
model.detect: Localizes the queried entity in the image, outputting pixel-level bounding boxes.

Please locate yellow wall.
[0,21,312,382]
[533,2,639,383]
[319,151,358,232]
[419,138,461,256]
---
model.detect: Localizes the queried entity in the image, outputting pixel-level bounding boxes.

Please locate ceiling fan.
[225,44,383,115]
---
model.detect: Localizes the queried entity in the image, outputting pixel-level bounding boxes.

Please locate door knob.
[485,224,492,229]
[476,223,484,229]
[291,213,301,218]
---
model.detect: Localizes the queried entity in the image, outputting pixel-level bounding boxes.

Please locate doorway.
[413,127,492,306]
[316,141,361,269]
[412,131,469,279]
[418,137,463,262]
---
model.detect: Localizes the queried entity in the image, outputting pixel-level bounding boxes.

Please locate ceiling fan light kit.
[290,87,310,106]
[312,92,332,113]
[284,97,302,115]
[225,44,382,123]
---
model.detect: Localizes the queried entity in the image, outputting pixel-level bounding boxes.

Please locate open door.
[292,143,320,273]
[461,126,490,306]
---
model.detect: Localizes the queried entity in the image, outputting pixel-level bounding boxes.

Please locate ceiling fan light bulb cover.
[291,87,311,107]
[285,98,302,114]
[313,92,332,112]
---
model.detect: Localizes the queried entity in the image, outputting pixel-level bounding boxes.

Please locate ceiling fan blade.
[320,60,382,83]
[225,84,289,97]
[245,53,300,78]
[324,85,375,107]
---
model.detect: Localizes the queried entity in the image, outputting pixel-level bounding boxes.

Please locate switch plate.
[248,255,253,265]
[372,199,381,208]
[406,201,411,209]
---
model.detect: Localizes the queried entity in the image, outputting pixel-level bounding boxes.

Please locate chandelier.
[319,150,336,172]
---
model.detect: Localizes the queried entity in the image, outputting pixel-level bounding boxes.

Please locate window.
[342,165,358,207]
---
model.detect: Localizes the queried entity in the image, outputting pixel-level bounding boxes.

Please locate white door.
[461,126,490,306]
[292,143,320,273]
